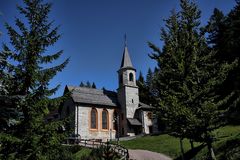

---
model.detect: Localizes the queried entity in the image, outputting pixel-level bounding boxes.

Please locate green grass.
[119,125,240,159]
[119,134,199,158]
[214,125,240,140]
[73,147,92,160]
[71,126,240,159]
[196,125,240,160]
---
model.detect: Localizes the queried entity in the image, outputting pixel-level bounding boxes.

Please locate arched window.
[90,108,98,129]
[129,73,134,82]
[102,109,108,130]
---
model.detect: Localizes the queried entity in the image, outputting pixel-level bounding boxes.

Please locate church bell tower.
[117,36,139,136]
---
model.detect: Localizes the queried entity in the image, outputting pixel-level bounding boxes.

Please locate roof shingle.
[138,102,154,110]
[120,46,134,69]
[66,86,118,107]
[127,118,142,126]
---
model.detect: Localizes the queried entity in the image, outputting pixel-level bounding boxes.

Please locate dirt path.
[128,149,172,160]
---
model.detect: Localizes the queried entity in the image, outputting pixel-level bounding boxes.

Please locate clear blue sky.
[0,0,236,97]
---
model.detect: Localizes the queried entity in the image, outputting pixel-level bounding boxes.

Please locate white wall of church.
[75,106,116,142]
[125,86,139,118]
[121,70,136,87]
[143,111,153,134]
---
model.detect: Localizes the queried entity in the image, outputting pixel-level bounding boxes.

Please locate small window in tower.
[132,99,134,103]
[129,73,134,82]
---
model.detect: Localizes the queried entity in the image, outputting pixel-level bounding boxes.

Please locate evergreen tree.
[149,0,237,159]
[79,81,97,88]
[86,81,91,88]
[138,71,144,84]
[206,8,226,59]
[206,1,240,123]
[0,49,21,131]
[0,0,72,159]
[92,82,96,89]
[79,81,85,87]
[146,68,153,88]
[137,70,158,105]
[137,71,149,104]
[146,68,159,104]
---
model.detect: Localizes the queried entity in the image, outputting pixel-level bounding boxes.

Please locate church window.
[102,109,108,129]
[90,108,98,129]
[129,73,134,82]
[132,99,134,103]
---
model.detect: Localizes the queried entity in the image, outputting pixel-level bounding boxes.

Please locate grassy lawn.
[119,134,199,158]
[214,125,240,140]
[196,125,240,160]
[119,125,240,159]
[73,147,92,160]
[71,125,240,159]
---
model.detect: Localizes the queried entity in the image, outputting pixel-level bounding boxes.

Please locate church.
[60,42,159,141]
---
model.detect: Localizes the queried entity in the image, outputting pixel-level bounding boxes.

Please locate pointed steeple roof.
[120,46,133,68]
[119,35,135,70]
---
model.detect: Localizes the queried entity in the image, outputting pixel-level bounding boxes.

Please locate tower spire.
[120,34,134,70]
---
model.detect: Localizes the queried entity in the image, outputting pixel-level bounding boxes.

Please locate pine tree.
[79,81,85,87]
[137,71,148,104]
[149,0,237,159]
[138,71,144,84]
[206,1,240,123]
[0,0,72,159]
[92,82,96,89]
[146,68,153,88]
[0,49,21,131]
[86,81,91,88]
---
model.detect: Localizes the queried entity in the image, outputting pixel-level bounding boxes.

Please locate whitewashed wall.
[75,106,117,142]
[143,111,153,134]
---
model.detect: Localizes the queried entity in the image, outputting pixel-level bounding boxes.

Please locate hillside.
[119,125,240,159]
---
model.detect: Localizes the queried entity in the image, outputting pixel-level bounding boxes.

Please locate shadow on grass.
[174,143,206,160]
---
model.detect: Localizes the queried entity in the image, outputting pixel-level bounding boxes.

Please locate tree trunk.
[207,141,216,160]
[180,138,185,160]
[190,139,194,149]
[190,139,195,160]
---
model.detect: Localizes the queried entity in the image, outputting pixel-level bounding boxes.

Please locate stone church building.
[60,43,159,141]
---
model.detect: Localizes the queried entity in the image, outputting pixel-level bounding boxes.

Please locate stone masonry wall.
[76,106,116,142]
[125,86,139,118]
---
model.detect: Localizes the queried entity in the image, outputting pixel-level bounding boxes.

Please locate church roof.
[65,86,118,107]
[120,46,135,70]
[137,102,154,110]
[127,118,142,126]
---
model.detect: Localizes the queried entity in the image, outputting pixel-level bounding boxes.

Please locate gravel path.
[128,149,172,160]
